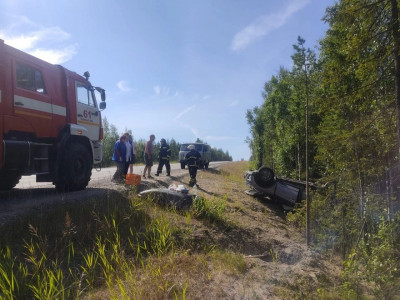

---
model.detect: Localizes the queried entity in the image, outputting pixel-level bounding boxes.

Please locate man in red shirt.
[143,134,155,179]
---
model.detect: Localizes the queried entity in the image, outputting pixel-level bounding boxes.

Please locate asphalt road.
[14,161,226,189]
[0,161,227,224]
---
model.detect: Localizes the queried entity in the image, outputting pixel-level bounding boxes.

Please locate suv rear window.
[180,144,203,151]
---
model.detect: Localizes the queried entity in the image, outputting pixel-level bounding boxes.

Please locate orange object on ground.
[125,173,141,185]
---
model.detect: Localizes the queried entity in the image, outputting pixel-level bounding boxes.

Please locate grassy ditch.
[0,178,244,299]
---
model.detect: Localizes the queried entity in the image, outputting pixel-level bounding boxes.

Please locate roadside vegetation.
[246,1,400,298]
[0,161,353,299]
[0,164,247,299]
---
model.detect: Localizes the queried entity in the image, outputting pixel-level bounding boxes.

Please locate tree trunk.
[390,0,400,157]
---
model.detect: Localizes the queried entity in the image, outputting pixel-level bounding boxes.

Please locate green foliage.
[192,195,227,226]
[341,217,400,299]
[247,37,320,178]
[102,117,119,167]
[247,1,400,295]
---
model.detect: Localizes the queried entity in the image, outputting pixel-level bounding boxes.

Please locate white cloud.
[229,100,239,107]
[172,105,200,138]
[29,46,77,64]
[152,85,180,103]
[3,34,38,50]
[0,15,76,64]
[117,80,133,92]
[231,0,310,52]
[173,105,195,121]
[154,85,171,96]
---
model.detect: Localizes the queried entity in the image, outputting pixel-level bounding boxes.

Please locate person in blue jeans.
[123,132,136,176]
[112,135,127,181]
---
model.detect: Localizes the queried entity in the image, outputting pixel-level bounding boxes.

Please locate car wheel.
[254,166,275,188]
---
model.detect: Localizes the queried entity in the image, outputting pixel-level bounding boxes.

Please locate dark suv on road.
[179,143,211,169]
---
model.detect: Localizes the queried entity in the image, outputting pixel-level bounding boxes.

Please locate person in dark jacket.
[112,135,127,181]
[185,144,201,187]
[155,138,171,176]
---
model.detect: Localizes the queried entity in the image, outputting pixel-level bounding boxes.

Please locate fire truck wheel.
[0,169,21,191]
[57,143,92,192]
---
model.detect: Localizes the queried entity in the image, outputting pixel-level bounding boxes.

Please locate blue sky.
[0,0,335,161]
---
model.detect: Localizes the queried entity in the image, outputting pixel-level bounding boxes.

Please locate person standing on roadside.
[112,135,127,181]
[123,132,136,175]
[143,134,155,179]
[185,144,201,187]
[155,138,171,176]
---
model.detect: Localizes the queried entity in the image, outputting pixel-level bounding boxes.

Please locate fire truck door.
[75,82,100,141]
[13,63,52,137]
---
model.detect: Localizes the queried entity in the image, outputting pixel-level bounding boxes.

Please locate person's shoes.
[148,175,154,179]
[142,175,146,179]
[166,173,170,176]
[155,173,159,176]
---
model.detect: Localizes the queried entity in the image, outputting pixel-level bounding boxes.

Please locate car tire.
[254,166,275,188]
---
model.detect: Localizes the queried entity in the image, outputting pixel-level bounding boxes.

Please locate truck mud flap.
[3,140,30,170]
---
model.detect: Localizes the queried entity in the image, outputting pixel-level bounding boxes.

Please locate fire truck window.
[16,63,46,94]
[76,83,96,107]
[35,70,46,93]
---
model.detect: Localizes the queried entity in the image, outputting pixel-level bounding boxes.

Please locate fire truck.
[0,39,106,191]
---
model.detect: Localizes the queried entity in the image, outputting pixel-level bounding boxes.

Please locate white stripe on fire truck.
[14,95,66,117]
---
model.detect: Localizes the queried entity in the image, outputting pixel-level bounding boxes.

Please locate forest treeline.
[101,118,232,167]
[246,0,400,297]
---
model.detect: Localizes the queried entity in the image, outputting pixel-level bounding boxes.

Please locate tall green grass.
[0,188,236,299]
[192,195,227,226]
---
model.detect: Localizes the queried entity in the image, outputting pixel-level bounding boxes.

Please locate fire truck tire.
[56,143,92,192]
[0,169,21,191]
[254,166,275,188]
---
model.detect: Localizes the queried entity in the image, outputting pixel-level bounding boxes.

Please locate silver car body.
[245,166,311,209]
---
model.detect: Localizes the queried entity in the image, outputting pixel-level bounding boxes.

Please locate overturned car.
[245,166,315,210]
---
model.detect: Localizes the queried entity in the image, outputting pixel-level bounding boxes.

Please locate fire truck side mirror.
[99,102,106,110]
[95,87,106,102]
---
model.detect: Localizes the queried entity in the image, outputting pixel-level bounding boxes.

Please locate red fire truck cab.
[0,39,107,191]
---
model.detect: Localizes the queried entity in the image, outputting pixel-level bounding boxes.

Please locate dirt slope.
[131,161,342,299]
[0,161,341,299]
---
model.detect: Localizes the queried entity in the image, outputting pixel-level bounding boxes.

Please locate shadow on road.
[0,187,128,226]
